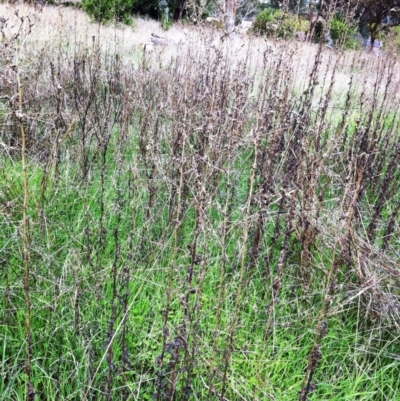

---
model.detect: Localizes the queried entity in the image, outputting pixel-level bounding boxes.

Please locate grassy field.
[1,4,400,401]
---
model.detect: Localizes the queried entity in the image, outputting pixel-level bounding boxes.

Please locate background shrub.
[253,7,307,39]
[82,0,134,24]
[330,16,360,50]
[131,0,159,18]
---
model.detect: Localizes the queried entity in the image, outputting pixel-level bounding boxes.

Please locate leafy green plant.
[330,16,360,50]
[253,7,307,39]
[253,8,282,36]
[159,0,172,30]
[82,0,134,24]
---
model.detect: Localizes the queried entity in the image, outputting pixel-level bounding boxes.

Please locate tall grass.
[1,4,400,401]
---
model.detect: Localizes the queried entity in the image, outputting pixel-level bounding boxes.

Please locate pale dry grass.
[1,2,399,126]
[0,4,186,55]
[2,2,398,105]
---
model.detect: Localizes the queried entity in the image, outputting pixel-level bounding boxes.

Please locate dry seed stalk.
[299,166,363,401]
[16,65,34,401]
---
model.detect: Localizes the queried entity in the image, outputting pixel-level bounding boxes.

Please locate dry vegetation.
[1,3,400,401]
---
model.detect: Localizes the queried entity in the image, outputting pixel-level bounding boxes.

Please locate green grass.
[1,143,399,400]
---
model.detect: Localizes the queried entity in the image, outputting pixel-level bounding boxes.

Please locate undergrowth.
[0,5,400,401]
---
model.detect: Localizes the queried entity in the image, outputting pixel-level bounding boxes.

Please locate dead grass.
[1,2,398,100]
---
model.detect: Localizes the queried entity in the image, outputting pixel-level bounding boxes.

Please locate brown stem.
[17,67,34,401]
